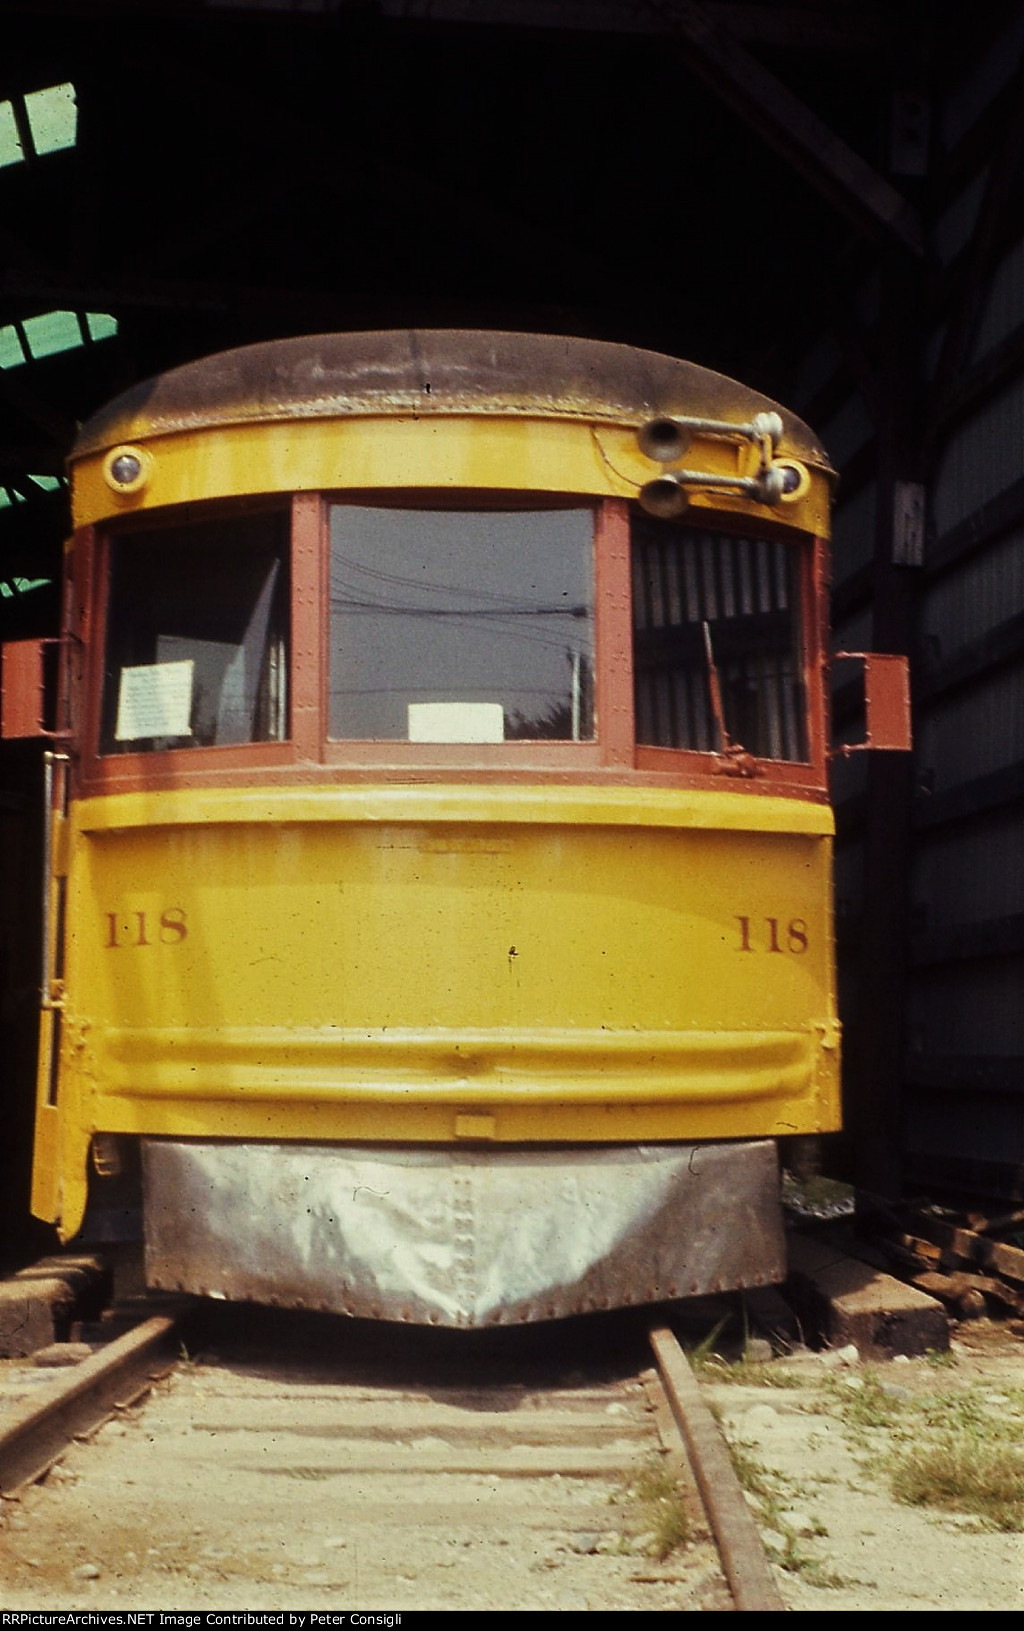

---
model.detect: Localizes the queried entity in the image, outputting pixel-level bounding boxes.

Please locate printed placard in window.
[116,660,193,740]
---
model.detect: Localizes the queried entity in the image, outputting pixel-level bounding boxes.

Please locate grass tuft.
[925,1347,958,1370]
[622,1456,694,1559]
[726,1442,848,1588]
[890,1437,1024,1531]
[687,1317,731,1375]
[827,1369,904,1432]
[700,1351,807,1388]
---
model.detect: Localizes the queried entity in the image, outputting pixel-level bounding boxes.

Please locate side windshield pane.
[100,510,289,755]
[329,506,594,742]
[632,517,808,762]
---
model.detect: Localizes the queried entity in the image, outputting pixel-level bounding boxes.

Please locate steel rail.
[649,1323,787,1613]
[0,1313,182,1496]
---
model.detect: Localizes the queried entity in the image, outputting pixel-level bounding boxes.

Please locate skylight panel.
[0,575,52,598]
[22,309,83,360]
[0,325,27,368]
[0,101,25,168]
[24,83,77,155]
[0,310,118,369]
[0,475,66,509]
[85,311,118,341]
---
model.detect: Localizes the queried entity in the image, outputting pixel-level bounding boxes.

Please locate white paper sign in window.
[407,701,505,743]
[116,660,194,741]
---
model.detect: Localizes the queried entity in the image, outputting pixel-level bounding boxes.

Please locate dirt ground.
[0,1314,722,1613]
[1,1310,1023,1612]
[703,1317,1024,1612]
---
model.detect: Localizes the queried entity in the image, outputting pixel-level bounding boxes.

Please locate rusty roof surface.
[72,330,833,471]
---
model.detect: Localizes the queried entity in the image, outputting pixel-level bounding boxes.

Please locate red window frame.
[629,508,828,792]
[72,492,828,798]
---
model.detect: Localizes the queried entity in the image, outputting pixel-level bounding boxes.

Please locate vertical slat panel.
[631,519,807,762]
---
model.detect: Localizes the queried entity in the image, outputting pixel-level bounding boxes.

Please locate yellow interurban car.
[1,331,907,1325]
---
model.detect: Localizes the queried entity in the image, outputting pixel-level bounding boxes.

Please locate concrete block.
[0,1254,111,1356]
[786,1234,950,1359]
[0,1277,75,1357]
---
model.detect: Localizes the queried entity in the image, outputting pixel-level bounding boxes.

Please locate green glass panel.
[22,310,83,360]
[0,101,24,167]
[0,326,27,369]
[25,82,77,155]
[85,311,119,341]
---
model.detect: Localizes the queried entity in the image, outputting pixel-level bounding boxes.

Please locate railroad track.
[0,1303,783,1611]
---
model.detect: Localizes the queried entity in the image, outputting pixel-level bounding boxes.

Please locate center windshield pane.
[328,505,595,742]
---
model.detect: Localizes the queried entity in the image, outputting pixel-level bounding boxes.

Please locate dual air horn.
[637,410,809,517]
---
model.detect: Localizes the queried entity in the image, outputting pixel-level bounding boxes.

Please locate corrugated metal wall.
[909,14,1024,1197]
[794,14,1024,1201]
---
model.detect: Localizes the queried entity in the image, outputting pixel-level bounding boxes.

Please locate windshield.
[328,504,595,743]
[631,517,808,762]
[99,509,289,755]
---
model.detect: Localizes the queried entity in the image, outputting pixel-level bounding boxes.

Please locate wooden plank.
[662,0,924,255]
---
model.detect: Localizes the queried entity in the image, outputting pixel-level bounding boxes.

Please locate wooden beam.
[912,911,1024,968]
[933,65,1024,401]
[905,1054,1024,1096]
[915,608,1024,706]
[928,469,1024,578]
[0,446,68,475]
[382,0,892,50]
[0,369,76,446]
[823,283,886,430]
[660,0,925,256]
[914,760,1024,831]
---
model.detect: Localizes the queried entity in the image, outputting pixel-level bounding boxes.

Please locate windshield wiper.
[702,619,760,777]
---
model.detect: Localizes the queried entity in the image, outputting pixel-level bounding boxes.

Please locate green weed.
[770,1535,852,1590]
[826,1369,904,1433]
[890,1437,1024,1530]
[620,1455,694,1559]
[700,1352,808,1388]
[821,1371,1024,1530]
[726,1441,847,1589]
[687,1317,731,1375]
[925,1347,958,1370]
